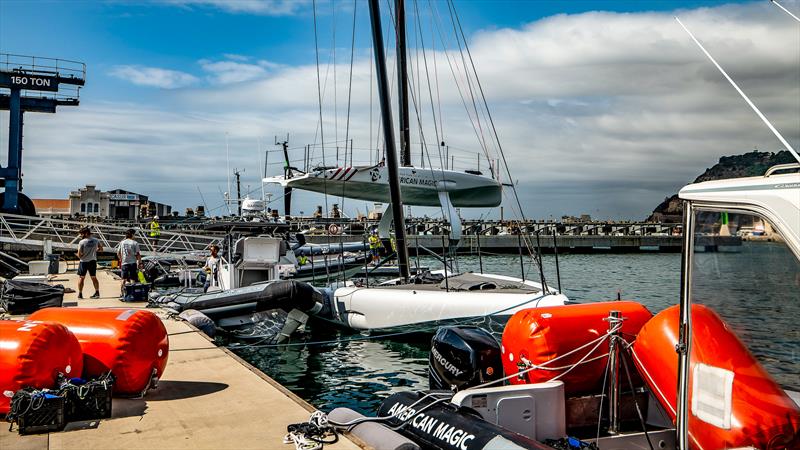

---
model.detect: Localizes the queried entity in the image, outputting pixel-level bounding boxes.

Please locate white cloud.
[198,58,282,84]
[6,1,800,219]
[161,0,310,15]
[109,65,199,89]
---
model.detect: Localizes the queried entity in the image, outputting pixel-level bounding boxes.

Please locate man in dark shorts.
[77,227,103,299]
[117,229,142,298]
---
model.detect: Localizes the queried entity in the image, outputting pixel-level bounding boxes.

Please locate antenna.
[225,132,232,212]
[275,134,292,219]
[233,168,244,216]
[675,17,799,162]
[771,0,800,22]
[196,186,209,213]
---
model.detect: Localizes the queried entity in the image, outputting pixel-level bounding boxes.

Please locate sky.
[0,0,798,220]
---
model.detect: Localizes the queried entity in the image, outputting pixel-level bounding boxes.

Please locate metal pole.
[608,310,622,435]
[517,232,525,282]
[4,88,22,212]
[310,252,315,281]
[369,0,410,282]
[363,237,370,287]
[535,230,548,292]
[552,228,562,293]
[414,232,420,274]
[280,139,292,219]
[476,222,483,274]
[676,201,695,449]
[441,234,449,292]
[395,0,411,167]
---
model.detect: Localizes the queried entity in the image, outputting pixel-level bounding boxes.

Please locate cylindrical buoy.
[632,304,800,450]
[501,301,652,395]
[28,308,169,396]
[328,407,420,450]
[378,391,552,450]
[0,320,83,414]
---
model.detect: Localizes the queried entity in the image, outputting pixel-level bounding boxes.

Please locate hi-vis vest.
[368,235,380,249]
[149,221,161,237]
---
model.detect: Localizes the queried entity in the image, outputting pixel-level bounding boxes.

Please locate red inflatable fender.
[29,308,169,396]
[632,304,800,450]
[0,320,83,414]
[501,301,652,396]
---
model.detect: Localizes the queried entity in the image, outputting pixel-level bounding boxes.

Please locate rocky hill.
[647,150,796,223]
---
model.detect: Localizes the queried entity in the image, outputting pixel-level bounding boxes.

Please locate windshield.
[683,208,800,449]
[691,209,799,390]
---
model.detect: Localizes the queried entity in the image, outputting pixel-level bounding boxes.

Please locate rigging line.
[445,0,492,159]
[431,7,444,147]
[373,0,397,159]
[444,5,547,278]
[339,0,359,220]
[332,0,339,160]
[675,17,798,162]
[448,0,546,277]
[385,1,452,243]
[428,0,492,168]
[771,0,800,23]
[405,50,453,242]
[313,0,330,220]
[344,0,357,157]
[418,4,443,153]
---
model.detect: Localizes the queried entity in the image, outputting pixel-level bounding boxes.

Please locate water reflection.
[233,249,797,413]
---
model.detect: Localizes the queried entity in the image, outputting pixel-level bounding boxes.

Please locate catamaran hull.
[328,286,568,330]
[265,165,502,207]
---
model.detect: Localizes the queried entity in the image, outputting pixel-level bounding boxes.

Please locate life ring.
[328,223,342,235]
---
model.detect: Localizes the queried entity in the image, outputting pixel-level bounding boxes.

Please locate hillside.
[647,150,796,223]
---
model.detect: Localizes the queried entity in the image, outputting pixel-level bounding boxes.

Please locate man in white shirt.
[117,229,142,297]
[77,227,103,299]
[203,244,220,292]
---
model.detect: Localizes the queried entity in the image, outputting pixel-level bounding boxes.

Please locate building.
[69,185,110,217]
[63,185,172,219]
[107,189,172,219]
[31,199,70,216]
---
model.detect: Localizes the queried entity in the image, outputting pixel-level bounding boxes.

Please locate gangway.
[0,53,86,215]
[0,213,222,257]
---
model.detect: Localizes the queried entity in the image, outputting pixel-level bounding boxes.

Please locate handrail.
[0,213,221,256]
[765,163,800,177]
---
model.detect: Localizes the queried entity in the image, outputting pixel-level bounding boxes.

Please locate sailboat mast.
[369,0,410,281]
[396,0,411,167]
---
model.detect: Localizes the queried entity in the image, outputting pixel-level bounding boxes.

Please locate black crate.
[13,392,66,435]
[63,381,113,421]
[123,283,150,302]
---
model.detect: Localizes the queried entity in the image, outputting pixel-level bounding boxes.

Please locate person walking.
[117,229,142,298]
[203,244,220,292]
[149,215,161,252]
[77,226,103,299]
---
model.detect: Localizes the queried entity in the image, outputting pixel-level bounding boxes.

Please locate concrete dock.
[0,271,363,450]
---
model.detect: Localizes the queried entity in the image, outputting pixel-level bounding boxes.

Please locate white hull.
[264,165,501,208]
[328,273,568,330]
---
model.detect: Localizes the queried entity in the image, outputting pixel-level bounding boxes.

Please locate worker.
[149,216,161,252]
[298,254,309,266]
[368,229,381,265]
[390,235,397,253]
[77,227,103,299]
[203,244,220,292]
[117,229,142,298]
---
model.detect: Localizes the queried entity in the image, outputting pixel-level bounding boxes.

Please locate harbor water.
[233,244,799,414]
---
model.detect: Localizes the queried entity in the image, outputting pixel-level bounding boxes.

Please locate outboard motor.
[429,326,502,392]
